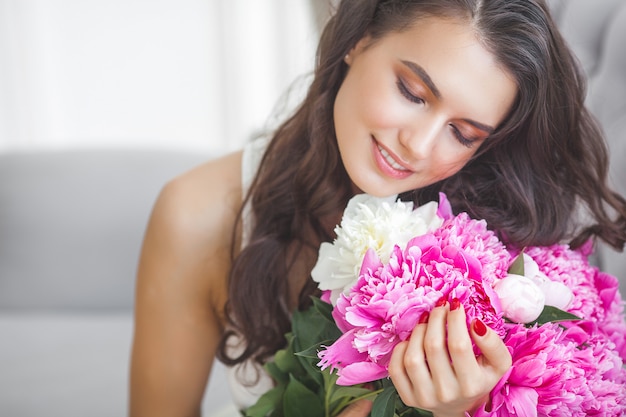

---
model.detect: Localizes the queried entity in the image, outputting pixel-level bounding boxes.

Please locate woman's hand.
[337,399,373,417]
[388,299,512,417]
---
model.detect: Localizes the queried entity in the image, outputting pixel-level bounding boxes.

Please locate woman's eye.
[450,125,476,148]
[396,79,424,104]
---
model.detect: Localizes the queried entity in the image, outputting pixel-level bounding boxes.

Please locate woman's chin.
[351,182,400,198]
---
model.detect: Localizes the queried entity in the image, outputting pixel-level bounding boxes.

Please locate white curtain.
[0,0,320,154]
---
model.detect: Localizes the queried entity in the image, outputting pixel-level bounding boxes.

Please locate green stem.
[325,380,332,417]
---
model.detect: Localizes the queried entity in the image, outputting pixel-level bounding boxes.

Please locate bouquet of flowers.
[245,193,626,417]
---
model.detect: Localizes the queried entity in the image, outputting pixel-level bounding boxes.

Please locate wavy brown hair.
[217,0,626,368]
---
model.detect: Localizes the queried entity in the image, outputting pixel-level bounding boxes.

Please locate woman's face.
[334,17,517,197]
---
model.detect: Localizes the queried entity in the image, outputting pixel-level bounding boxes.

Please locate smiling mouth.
[377,144,410,172]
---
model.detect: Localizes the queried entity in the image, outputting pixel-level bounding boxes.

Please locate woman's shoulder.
[158,150,244,231]
[155,150,244,243]
[139,150,244,316]
[160,136,266,226]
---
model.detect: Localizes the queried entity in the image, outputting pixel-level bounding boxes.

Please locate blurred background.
[0,0,624,416]
[0,0,322,154]
[0,1,326,416]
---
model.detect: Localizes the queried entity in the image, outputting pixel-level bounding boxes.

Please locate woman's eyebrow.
[464,119,495,134]
[401,60,441,99]
[401,59,496,134]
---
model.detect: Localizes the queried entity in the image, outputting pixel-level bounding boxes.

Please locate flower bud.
[494,274,546,323]
[522,254,573,310]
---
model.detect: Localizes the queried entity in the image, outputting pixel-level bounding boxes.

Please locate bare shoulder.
[137,150,243,322]
[158,150,243,247]
[129,150,243,415]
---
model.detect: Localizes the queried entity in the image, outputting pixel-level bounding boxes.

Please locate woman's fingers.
[471,318,513,376]
[445,301,484,397]
[389,300,513,413]
[389,312,432,405]
[422,302,458,393]
[388,340,413,394]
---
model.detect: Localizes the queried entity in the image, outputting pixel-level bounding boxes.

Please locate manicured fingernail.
[450,298,461,311]
[435,297,447,307]
[473,318,487,336]
[418,311,430,324]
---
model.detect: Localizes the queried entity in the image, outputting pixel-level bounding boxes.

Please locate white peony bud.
[494,274,546,323]
[522,254,574,310]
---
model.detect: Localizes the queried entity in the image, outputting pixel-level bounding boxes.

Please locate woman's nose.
[398,118,440,161]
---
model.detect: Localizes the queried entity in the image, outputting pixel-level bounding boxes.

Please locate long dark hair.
[217,0,626,368]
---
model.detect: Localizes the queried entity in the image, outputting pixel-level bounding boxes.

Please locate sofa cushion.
[0,313,235,416]
[0,150,210,312]
[549,0,626,291]
[553,0,623,77]
[581,2,626,288]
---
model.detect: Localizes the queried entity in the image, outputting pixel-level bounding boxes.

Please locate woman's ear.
[345,35,372,66]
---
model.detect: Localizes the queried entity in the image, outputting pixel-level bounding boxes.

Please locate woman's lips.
[379,146,407,171]
[371,137,413,179]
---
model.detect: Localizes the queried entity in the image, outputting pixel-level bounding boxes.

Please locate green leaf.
[397,407,433,417]
[311,296,336,323]
[371,384,398,417]
[531,305,581,325]
[244,385,285,417]
[329,386,373,403]
[395,401,433,417]
[247,297,344,417]
[265,361,289,385]
[294,351,325,388]
[294,340,336,359]
[282,374,324,417]
[292,306,341,354]
[508,250,525,275]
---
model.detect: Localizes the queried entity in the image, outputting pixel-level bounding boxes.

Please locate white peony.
[494,274,546,324]
[311,193,443,305]
[523,253,574,310]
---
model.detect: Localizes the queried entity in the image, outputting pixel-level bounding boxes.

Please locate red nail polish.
[435,297,447,307]
[450,298,461,311]
[473,318,487,336]
[418,311,430,324]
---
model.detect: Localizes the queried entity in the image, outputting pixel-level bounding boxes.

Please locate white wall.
[0,0,319,154]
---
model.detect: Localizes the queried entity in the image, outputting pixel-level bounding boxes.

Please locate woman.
[129,1,626,416]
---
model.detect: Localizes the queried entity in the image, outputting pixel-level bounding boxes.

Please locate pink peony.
[318,231,505,385]
[311,194,626,416]
[474,321,626,417]
[524,244,626,359]
[434,212,512,287]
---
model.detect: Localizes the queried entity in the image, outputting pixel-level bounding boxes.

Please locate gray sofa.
[0,150,234,416]
[551,0,626,282]
[1,1,625,416]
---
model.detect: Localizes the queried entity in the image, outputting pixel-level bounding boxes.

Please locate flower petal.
[336,361,388,386]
